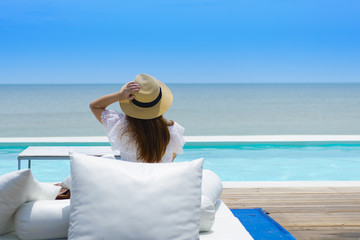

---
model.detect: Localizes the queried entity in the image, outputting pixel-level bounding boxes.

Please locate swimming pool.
[1,139,360,182]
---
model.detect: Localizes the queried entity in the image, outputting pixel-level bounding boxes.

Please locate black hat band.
[131,87,162,108]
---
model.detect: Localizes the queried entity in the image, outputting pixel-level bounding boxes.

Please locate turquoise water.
[1,142,360,182]
[1,83,360,137]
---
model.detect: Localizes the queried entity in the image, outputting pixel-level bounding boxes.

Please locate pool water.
[1,142,360,182]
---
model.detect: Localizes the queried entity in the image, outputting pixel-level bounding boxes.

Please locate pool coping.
[1,135,360,142]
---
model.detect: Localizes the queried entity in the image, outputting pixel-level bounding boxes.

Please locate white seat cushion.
[68,152,204,240]
[200,201,253,240]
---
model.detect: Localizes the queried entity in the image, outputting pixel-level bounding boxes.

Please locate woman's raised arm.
[89,82,140,123]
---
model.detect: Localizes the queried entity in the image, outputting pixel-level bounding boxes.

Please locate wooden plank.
[222,192,360,196]
[269,213,360,227]
[288,227,360,240]
[222,187,360,194]
[228,206,360,213]
[221,200,360,207]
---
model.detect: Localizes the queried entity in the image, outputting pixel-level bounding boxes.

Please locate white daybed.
[0,200,253,240]
[0,153,253,240]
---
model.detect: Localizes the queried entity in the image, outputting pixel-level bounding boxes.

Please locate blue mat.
[231,208,296,240]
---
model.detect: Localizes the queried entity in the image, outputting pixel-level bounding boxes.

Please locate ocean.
[0,83,360,137]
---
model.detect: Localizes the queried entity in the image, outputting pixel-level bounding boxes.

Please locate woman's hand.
[119,81,140,101]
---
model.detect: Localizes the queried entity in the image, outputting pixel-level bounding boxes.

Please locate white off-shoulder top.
[101,109,185,163]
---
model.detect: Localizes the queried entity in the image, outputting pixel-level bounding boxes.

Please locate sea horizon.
[1,82,360,85]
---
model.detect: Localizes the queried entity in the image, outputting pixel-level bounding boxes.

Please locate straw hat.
[119,74,173,119]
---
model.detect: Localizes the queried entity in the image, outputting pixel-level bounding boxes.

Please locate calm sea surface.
[0,83,360,137]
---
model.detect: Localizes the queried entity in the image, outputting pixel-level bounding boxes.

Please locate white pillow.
[68,152,204,240]
[0,170,61,235]
[202,169,223,205]
[60,175,72,190]
[199,195,215,232]
[14,200,70,240]
[60,153,116,190]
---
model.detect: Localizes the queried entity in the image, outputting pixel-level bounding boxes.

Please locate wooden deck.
[221,183,360,240]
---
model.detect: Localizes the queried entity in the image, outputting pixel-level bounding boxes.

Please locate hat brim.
[119,80,173,120]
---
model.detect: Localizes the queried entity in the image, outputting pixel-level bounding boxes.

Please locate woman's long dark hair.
[123,115,174,163]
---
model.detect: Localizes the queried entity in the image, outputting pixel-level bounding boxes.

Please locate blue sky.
[0,0,359,84]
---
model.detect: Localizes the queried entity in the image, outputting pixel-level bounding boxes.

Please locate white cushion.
[199,201,253,240]
[60,175,72,190]
[199,216,253,240]
[14,200,70,240]
[202,170,223,205]
[0,170,60,235]
[199,195,215,232]
[68,152,204,240]
[213,199,233,217]
[60,153,116,190]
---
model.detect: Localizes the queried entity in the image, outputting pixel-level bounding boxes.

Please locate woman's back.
[102,109,185,163]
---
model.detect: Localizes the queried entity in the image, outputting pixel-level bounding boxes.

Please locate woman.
[89,73,185,163]
[56,74,184,198]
